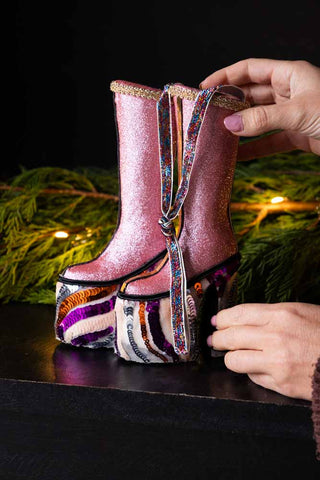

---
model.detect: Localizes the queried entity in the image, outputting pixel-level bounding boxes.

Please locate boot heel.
[190,259,240,362]
[209,271,239,358]
[219,271,238,310]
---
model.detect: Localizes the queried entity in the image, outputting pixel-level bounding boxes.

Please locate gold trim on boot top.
[110,80,250,111]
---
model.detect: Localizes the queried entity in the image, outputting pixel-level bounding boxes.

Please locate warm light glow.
[270,196,285,204]
[54,231,69,238]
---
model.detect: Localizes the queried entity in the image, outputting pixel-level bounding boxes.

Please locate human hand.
[200,58,320,160]
[206,302,320,400]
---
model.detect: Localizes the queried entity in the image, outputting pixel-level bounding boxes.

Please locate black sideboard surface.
[0,304,319,480]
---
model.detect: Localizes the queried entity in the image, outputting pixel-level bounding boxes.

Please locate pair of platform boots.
[55,79,248,364]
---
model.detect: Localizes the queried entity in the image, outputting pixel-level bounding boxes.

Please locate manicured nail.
[211,315,217,326]
[206,335,212,347]
[224,114,243,132]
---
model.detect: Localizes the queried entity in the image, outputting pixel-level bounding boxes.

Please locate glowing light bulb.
[270,196,285,204]
[54,231,69,238]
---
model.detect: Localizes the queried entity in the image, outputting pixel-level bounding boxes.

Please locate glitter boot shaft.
[55,81,170,348]
[115,83,248,363]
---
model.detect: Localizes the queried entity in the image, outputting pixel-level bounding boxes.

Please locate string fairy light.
[54,231,69,239]
[270,196,285,204]
[1,183,317,240]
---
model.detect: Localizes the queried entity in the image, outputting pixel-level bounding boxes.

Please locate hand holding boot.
[202,58,320,402]
[207,303,320,400]
[201,58,320,159]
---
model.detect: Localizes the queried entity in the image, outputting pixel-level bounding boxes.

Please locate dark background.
[14,0,320,180]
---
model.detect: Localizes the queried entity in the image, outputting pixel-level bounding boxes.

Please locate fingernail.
[199,82,203,89]
[211,315,217,326]
[206,335,212,347]
[224,114,243,132]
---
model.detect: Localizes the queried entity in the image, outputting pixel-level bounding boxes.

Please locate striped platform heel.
[114,83,249,363]
[55,81,174,348]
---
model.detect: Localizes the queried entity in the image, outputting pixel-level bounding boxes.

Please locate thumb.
[224,101,304,137]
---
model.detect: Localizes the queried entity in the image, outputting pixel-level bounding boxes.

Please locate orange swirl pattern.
[57,284,118,326]
[194,282,203,298]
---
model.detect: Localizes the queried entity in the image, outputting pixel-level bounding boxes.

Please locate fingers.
[211,325,264,351]
[224,350,266,374]
[223,101,304,137]
[238,83,275,105]
[200,58,285,89]
[213,303,275,330]
[237,130,316,161]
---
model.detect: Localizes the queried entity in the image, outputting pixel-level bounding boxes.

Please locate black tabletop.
[1,303,319,479]
[0,303,311,405]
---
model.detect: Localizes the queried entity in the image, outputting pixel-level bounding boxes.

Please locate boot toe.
[55,281,118,348]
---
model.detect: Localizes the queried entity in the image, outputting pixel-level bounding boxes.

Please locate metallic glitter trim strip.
[170,85,250,111]
[110,81,249,111]
[110,81,161,101]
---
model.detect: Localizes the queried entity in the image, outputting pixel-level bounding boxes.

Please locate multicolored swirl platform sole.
[55,256,165,348]
[114,254,240,363]
[55,282,119,348]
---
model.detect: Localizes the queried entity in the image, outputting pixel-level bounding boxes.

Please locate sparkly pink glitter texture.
[126,88,239,295]
[63,85,166,282]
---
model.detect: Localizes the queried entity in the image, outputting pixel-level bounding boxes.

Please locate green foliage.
[233,152,320,203]
[237,226,320,303]
[231,152,320,304]
[0,167,118,303]
[0,152,319,305]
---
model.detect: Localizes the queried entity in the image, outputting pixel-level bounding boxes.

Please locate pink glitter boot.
[55,81,172,348]
[114,83,249,363]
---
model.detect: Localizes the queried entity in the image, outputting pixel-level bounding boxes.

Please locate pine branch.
[2,186,318,213]
[275,170,320,176]
[231,201,319,212]
[1,153,319,305]
[0,185,119,201]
